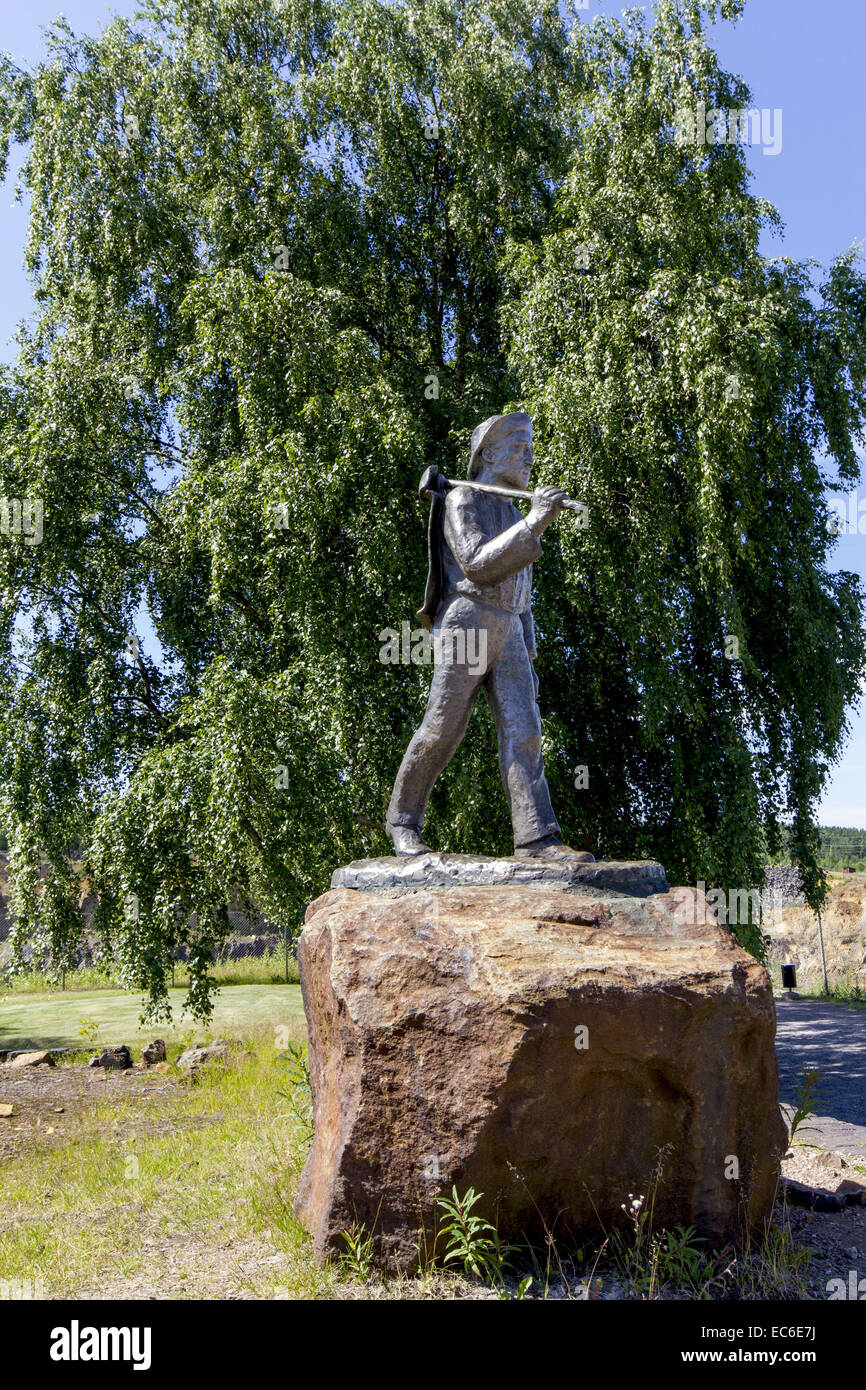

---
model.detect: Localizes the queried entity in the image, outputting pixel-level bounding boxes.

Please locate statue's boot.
[516,834,595,863]
[386,822,430,856]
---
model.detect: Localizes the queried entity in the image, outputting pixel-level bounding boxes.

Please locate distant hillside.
[764,826,866,872]
[816,826,866,872]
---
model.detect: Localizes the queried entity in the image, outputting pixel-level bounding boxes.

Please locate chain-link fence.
[169,921,299,984]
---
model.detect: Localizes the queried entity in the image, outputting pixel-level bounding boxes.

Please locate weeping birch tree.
[0,0,862,1015]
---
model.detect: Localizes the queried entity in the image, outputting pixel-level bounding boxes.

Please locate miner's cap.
[468,412,532,479]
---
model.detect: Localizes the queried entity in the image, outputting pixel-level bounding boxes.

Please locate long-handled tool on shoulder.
[418,464,586,515]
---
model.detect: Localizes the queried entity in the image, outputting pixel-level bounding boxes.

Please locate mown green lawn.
[0,984,305,1051]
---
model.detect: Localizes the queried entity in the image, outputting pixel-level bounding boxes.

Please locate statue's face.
[480,428,533,490]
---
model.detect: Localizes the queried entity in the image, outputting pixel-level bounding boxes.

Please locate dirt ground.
[778,1146,866,1295]
[0,1062,212,1160]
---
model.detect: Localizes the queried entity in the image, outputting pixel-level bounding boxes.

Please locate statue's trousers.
[386,594,560,848]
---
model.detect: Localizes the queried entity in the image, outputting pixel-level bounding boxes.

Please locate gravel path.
[775,998,866,1161]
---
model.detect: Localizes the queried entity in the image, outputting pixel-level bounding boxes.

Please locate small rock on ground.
[5,1050,55,1069]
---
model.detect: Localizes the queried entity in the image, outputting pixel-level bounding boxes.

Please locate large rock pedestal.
[297,859,786,1271]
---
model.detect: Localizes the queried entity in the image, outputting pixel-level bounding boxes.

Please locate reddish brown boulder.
[297,878,786,1271]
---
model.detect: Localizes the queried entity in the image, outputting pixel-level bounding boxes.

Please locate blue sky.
[1,0,864,827]
[708,0,866,827]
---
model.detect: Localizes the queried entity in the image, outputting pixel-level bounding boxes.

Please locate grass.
[768,963,866,1007]
[798,994,866,1009]
[2,947,300,994]
[0,984,304,1051]
[0,1028,334,1299]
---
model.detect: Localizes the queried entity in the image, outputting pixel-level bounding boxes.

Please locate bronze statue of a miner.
[386,411,593,862]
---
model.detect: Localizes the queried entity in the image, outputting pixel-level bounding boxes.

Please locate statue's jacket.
[435,485,541,659]
[392,479,560,844]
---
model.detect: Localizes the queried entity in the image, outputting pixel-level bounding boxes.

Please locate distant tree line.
[766,825,866,873]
